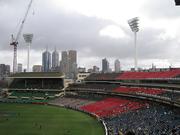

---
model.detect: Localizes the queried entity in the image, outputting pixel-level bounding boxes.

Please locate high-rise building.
[5,65,10,75]
[18,63,23,73]
[42,49,51,72]
[68,50,77,78]
[60,51,69,75]
[52,48,59,71]
[0,64,6,77]
[33,65,42,72]
[60,50,77,79]
[114,59,120,73]
[102,58,109,73]
[0,64,10,77]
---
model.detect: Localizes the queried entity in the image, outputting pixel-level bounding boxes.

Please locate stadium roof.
[8,72,64,78]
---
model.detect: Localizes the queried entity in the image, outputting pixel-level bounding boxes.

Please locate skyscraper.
[18,63,23,73]
[52,48,59,71]
[68,50,77,78]
[114,59,121,73]
[0,64,10,77]
[102,58,109,73]
[42,49,51,72]
[60,50,77,79]
[60,51,69,75]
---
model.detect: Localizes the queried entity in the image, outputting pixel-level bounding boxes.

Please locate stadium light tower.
[128,17,139,71]
[23,34,33,72]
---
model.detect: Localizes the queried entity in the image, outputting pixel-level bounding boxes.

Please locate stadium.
[0,69,180,135]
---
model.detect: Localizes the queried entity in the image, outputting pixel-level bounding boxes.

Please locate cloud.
[0,0,180,71]
[141,0,180,19]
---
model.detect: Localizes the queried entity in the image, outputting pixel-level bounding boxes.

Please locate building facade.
[78,67,86,73]
[18,63,23,73]
[60,50,77,79]
[60,51,69,75]
[33,65,42,72]
[114,59,121,73]
[0,64,10,78]
[42,50,51,72]
[68,50,77,78]
[102,58,109,73]
[52,48,59,71]
[93,66,100,73]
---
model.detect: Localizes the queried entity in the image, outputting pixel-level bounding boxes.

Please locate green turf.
[0,103,104,135]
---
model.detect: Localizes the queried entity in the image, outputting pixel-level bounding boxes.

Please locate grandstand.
[116,68,180,80]
[59,70,180,134]
[1,70,180,135]
[1,72,64,104]
[85,68,180,83]
[8,72,64,90]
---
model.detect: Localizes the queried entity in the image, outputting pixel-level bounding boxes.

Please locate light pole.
[128,17,139,71]
[23,34,33,72]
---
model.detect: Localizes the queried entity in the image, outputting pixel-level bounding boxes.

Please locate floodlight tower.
[128,17,139,71]
[23,34,33,72]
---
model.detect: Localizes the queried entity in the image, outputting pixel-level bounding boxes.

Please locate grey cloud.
[0,0,180,69]
[141,0,180,19]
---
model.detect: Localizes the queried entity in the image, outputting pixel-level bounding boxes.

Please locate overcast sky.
[0,0,180,71]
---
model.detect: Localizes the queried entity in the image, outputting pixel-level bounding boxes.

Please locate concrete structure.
[0,64,10,78]
[102,58,109,73]
[52,48,59,71]
[18,63,23,73]
[64,78,74,88]
[78,67,86,73]
[33,65,42,72]
[87,68,93,73]
[60,50,77,79]
[93,66,100,73]
[60,51,69,75]
[114,59,121,73]
[77,72,90,83]
[68,50,77,79]
[42,49,51,72]
[8,72,64,91]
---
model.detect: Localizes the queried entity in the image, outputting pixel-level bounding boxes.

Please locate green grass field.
[0,103,104,135]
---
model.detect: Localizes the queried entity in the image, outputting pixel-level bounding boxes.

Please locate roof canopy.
[9,72,64,78]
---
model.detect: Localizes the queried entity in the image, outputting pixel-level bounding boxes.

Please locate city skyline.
[1,0,180,71]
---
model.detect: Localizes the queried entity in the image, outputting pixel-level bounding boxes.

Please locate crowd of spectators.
[49,94,180,135]
[105,104,180,135]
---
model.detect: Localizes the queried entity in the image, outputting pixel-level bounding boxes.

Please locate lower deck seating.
[80,98,146,118]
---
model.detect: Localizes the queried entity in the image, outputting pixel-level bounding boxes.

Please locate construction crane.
[10,0,33,73]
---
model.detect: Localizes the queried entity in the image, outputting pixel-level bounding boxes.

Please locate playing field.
[0,103,104,135]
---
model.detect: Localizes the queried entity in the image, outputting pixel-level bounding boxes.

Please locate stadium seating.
[113,86,165,95]
[68,83,119,91]
[116,69,180,80]
[106,104,180,135]
[85,73,121,81]
[80,98,146,118]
